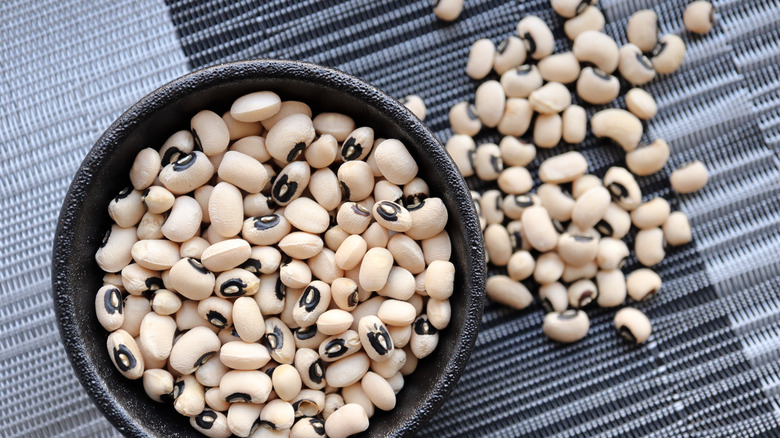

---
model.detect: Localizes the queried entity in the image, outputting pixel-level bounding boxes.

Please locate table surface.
[2,0,779,436]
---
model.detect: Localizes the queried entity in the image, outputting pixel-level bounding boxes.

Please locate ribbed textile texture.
[1,0,779,436]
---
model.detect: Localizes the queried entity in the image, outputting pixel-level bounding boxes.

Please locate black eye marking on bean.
[352,204,370,216]
[194,351,215,368]
[651,41,666,58]
[636,52,653,69]
[559,310,579,320]
[241,258,262,273]
[339,181,351,201]
[287,142,306,162]
[323,339,348,358]
[607,182,629,200]
[231,327,239,337]
[407,199,426,212]
[595,220,613,236]
[513,195,535,208]
[187,257,210,274]
[510,231,524,251]
[497,38,509,54]
[275,277,286,301]
[341,137,363,161]
[405,193,427,208]
[348,289,359,307]
[367,324,392,354]
[295,326,317,340]
[225,393,251,403]
[576,0,590,14]
[220,278,247,297]
[254,214,280,231]
[311,419,326,435]
[414,317,437,335]
[195,410,218,429]
[206,311,228,328]
[489,155,503,173]
[100,228,111,248]
[516,64,533,75]
[578,290,595,307]
[467,149,476,169]
[299,285,320,312]
[173,152,197,172]
[273,175,298,203]
[308,360,324,383]
[115,186,133,201]
[104,288,123,315]
[593,68,612,80]
[522,32,537,55]
[618,325,636,343]
[541,298,554,313]
[191,129,203,151]
[159,391,174,403]
[466,104,479,121]
[145,277,163,291]
[376,201,402,222]
[552,219,566,234]
[267,325,284,351]
[573,234,593,242]
[161,147,184,165]
[264,366,276,378]
[113,345,137,371]
[173,380,185,399]
[257,420,278,430]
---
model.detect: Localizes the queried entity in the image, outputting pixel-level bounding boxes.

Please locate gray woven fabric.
[1,0,779,436]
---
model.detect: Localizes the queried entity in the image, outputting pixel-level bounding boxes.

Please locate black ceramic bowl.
[52,59,485,437]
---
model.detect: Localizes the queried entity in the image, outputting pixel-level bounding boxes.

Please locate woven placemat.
[1,0,779,436]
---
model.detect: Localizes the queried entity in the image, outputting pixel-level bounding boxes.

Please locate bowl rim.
[52,59,485,437]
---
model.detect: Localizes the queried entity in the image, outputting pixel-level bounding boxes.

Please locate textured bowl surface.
[52,59,485,437]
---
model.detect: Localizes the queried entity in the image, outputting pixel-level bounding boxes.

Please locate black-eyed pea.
[373,200,413,232]
[205,387,230,412]
[486,275,533,309]
[196,355,230,387]
[142,186,175,215]
[506,220,530,253]
[220,341,271,370]
[618,44,656,86]
[427,298,451,330]
[499,136,535,167]
[625,88,658,120]
[143,369,174,403]
[538,151,588,184]
[497,166,533,195]
[159,130,195,165]
[497,98,533,137]
[562,260,598,283]
[218,151,268,195]
[534,113,562,148]
[663,211,693,246]
[573,30,619,73]
[285,198,330,235]
[120,263,162,296]
[631,198,671,229]
[407,197,449,240]
[684,1,715,34]
[324,403,369,438]
[312,113,355,142]
[191,110,230,156]
[399,347,419,376]
[265,114,316,163]
[108,187,146,228]
[448,102,482,136]
[445,135,476,177]
[179,236,209,260]
[268,364,303,403]
[291,389,326,418]
[626,268,663,301]
[338,160,374,202]
[294,325,329,351]
[597,237,630,270]
[322,394,345,421]
[635,228,666,266]
[529,81,571,114]
[259,101,311,132]
[596,269,627,308]
[377,300,417,327]
[168,258,214,301]
[596,202,632,239]
[295,348,326,390]
[542,310,589,343]
[614,307,652,343]
[95,285,124,331]
[241,246,281,275]
[626,139,670,176]
[317,309,354,336]
[576,67,620,105]
[256,273,286,316]
[651,34,686,74]
[465,38,495,80]
[538,52,580,83]
[200,238,251,273]
[558,233,599,267]
[507,250,535,281]
[349,296,385,331]
[139,312,176,362]
[475,80,506,128]
[400,94,427,121]
[243,215,291,246]
[561,104,587,144]
[494,36,527,75]
[503,193,541,221]
[424,260,455,300]
[272,161,310,206]
[534,252,564,285]
[410,315,439,359]
[361,371,396,411]
[572,174,601,199]
[421,231,451,264]
[387,324,412,348]
[330,277,360,312]
[516,16,554,59]
[564,6,605,40]
[591,109,643,152]
[232,296,265,343]
[119,295,150,338]
[305,134,339,169]
[670,161,708,193]
[159,197,201,243]
[433,0,464,21]
[220,370,273,405]
[175,300,206,332]
[190,185,213,224]
[501,64,543,99]
[198,296,233,330]
[319,330,361,362]
[537,184,574,222]
[336,202,372,235]
[484,224,512,267]
[307,169,341,211]
[408,293,424,316]
[172,375,205,417]
[358,315,394,362]
[347,268,373,303]
[358,247,394,292]
[266,317,297,364]
[627,9,659,53]
[278,232,324,261]
[191,410,231,438]
[474,143,503,182]
[342,383,375,419]
[340,126,374,162]
[539,282,568,313]
[169,326,221,375]
[107,329,144,379]
[567,279,598,308]
[334,235,367,271]
[572,186,611,229]
[103,273,124,288]
[325,351,370,388]
[229,136,269,163]
[604,166,642,210]
[521,206,559,252]
[227,402,264,437]
[229,91,281,123]
[159,151,215,195]
[129,148,161,191]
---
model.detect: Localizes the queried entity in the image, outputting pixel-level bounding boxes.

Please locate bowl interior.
[52,60,485,437]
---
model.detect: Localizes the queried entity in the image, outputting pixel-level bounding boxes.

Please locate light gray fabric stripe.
[0,0,188,436]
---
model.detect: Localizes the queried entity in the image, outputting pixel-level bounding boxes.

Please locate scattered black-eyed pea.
[242,246,282,275]
[120,295,150,337]
[373,200,413,232]
[663,211,693,246]
[232,296,265,343]
[448,102,482,136]
[421,231,451,264]
[107,329,144,379]
[340,126,374,162]
[486,275,533,309]
[557,232,599,267]
[265,317,297,364]
[361,371,396,411]
[338,160,375,202]
[684,1,715,34]
[507,250,535,281]
[168,257,215,300]
[292,389,326,417]
[635,228,666,267]
[243,215,291,246]
[626,268,663,301]
[503,193,541,220]
[591,109,643,152]
[159,130,195,165]
[324,403,370,438]
[572,186,611,230]
[614,307,652,343]
[475,80,506,128]
[542,310,590,343]
[400,94,427,121]
[259,399,295,431]
[227,402,264,437]
[179,236,209,260]
[278,232,324,261]
[576,67,620,105]
[483,224,513,267]
[445,134,476,177]
[551,0,596,18]
[516,15,554,59]
[175,300,206,332]
[317,309,354,336]
[500,65,544,98]
[618,44,656,86]
[466,38,496,80]
[358,315,395,362]
[201,238,252,272]
[595,269,626,307]
[433,0,464,21]
[285,198,330,234]
[319,330,361,362]
[651,34,686,74]
[597,237,630,270]
[336,202,372,235]
[305,134,339,169]
[228,135,268,162]
[358,247,394,292]
[572,174,601,199]
[533,252,565,285]
[494,36,528,75]
[230,90,281,123]
[335,234,368,271]
[280,259,313,291]
[497,98,533,137]
[388,324,412,349]
[497,166,533,195]
[473,143,503,181]
[563,5,605,40]
[567,279,598,308]
[573,30,619,73]
[190,410,231,438]
[371,348,407,381]
[205,387,230,412]
[273,161,310,206]
[529,81,571,114]
[138,312,176,362]
[561,104,587,144]
[142,186,175,215]
[625,88,658,120]
[539,151,588,184]
[539,282,568,313]
[219,341,271,370]
[218,151,268,195]
[562,260,598,283]
[196,354,230,387]
[159,151,215,195]
[374,180,404,204]
[143,369,174,403]
[594,203,630,240]
[169,326,221,375]
[151,289,181,316]
[108,188,146,229]
[349,297,386,331]
[330,277,360,312]
[215,268,260,298]
[120,263,162,296]
[604,166,642,210]
[521,206,560,252]
[322,393,345,421]
[325,351,371,388]
[198,296,233,329]
[631,198,671,229]
[427,298,451,331]
[626,139,670,176]
[499,136,535,167]
[424,260,455,300]
[266,114,316,163]
[670,160,708,193]
[263,101,313,131]
[377,299,417,327]
[191,110,230,156]
[627,9,659,53]
[405,197,449,240]
[533,113,563,148]
[130,148,161,191]
[312,112,356,143]
[131,239,181,271]
[409,314,439,359]
[173,375,205,417]
[538,52,581,83]
[192,185,214,224]
[294,348,326,390]
[220,369,273,404]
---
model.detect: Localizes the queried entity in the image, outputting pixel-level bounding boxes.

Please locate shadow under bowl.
[52,59,485,437]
